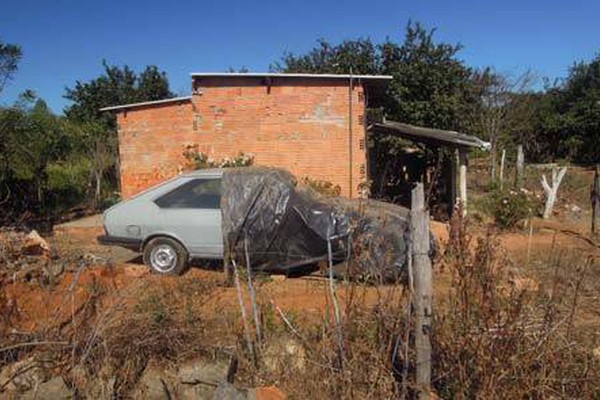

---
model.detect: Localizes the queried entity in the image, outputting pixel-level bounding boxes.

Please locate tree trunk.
[541,166,567,219]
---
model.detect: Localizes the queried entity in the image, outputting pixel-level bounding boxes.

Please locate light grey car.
[98,169,224,275]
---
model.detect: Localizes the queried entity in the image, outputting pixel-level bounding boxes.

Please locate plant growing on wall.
[182,144,254,170]
[301,177,342,197]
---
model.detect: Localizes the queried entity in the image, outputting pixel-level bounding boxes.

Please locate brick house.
[101,73,393,199]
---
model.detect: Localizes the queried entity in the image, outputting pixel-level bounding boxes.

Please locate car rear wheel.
[143,237,188,275]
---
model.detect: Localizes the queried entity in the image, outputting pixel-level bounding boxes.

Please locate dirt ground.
[5,203,597,337]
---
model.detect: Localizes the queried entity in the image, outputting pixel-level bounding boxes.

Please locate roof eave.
[99,96,192,112]
[190,72,393,81]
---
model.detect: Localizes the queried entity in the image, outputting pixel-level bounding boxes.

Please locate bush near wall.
[487,189,534,229]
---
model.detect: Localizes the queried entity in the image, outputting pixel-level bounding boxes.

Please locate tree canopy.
[64,61,174,129]
[275,22,477,133]
[1,58,175,225]
[0,38,22,95]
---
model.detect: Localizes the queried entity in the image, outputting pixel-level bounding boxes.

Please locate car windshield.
[154,178,221,209]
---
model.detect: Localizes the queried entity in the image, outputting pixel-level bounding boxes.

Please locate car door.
[153,178,223,258]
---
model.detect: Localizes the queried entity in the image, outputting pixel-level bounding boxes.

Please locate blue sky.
[1,0,599,113]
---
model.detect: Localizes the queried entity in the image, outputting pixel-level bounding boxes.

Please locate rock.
[212,381,246,400]
[570,205,582,213]
[91,377,115,400]
[20,376,72,400]
[68,364,114,399]
[180,384,217,400]
[177,358,229,385]
[262,338,306,374]
[132,365,173,400]
[22,230,50,256]
[0,356,52,392]
[178,358,230,400]
[248,386,286,400]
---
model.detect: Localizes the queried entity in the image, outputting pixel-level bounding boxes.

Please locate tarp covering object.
[221,167,433,282]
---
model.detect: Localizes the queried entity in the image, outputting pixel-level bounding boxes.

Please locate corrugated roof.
[369,121,490,150]
[99,96,192,112]
[190,72,393,81]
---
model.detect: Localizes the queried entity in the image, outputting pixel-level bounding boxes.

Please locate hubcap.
[150,244,177,273]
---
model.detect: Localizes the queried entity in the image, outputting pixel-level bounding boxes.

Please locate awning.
[369,121,490,150]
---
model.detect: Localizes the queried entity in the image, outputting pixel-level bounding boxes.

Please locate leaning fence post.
[411,183,432,399]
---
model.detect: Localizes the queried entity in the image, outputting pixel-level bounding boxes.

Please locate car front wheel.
[143,237,188,275]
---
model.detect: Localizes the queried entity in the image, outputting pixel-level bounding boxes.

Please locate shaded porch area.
[367,121,490,219]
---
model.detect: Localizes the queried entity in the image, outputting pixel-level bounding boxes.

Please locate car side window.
[154,178,221,209]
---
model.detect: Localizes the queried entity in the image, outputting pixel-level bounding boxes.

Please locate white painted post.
[411,183,432,399]
[458,149,468,216]
[516,145,525,190]
[541,166,567,219]
[499,149,506,190]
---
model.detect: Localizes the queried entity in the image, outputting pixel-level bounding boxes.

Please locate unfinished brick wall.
[116,77,367,199]
[117,100,194,198]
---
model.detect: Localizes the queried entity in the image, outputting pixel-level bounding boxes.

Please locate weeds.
[2,218,599,398]
[433,211,600,398]
[231,211,600,399]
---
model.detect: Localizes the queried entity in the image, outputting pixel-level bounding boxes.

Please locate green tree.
[0,38,22,95]
[273,38,380,75]
[556,57,600,163]
[64,61,174,129]
[528,55,600,164]
[0,94,90,218]
[470,68,537,178]
[380,22,476,132]
[63,61,174,200]
[274,22,477,133]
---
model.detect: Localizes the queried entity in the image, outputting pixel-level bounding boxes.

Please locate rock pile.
[0,228,113,285]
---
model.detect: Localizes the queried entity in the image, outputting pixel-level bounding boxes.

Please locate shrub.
[300,177,341,197]
[182,144,254,170]
[488,189,532,229]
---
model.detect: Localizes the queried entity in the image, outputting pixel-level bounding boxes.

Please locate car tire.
[143,237,188,275]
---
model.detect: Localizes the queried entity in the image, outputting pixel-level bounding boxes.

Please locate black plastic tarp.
[221,167,431,282]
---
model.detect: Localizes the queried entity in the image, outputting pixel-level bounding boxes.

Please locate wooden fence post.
[499,149,506,190]
[411,183,432,399]
[592,165,600,236]
[458,149,468,216]
[516,145,525,189]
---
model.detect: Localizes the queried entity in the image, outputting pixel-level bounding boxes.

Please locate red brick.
[117,78,367,199]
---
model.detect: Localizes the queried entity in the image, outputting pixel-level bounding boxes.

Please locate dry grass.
[230,213,600,399]
[434,214,600,398]
[0,274,226,397]
[2,217,599,398]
